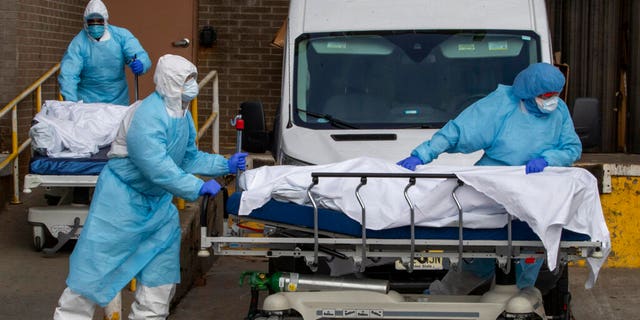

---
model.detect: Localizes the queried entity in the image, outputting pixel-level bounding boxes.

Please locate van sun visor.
[310,36,393,55]
[439,34,526,58]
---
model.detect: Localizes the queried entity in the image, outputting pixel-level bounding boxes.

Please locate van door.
[105,0,197,101]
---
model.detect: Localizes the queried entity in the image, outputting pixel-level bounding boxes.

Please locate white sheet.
[29,100,130,158]
[238,157,610,288]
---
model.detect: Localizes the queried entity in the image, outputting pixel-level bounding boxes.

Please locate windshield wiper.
[296,108,359,129]
[400,123,446,129]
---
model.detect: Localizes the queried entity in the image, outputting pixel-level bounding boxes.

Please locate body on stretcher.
[200,171,608,320]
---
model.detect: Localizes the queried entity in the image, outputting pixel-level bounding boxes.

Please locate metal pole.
[11,106,20,204]
[134,74,139,101]
[231,115,244,191]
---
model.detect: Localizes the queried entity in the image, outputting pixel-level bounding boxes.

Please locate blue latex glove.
[129,59,144,75]
[525,157,548,174]
[396,155,423,171]
[228,152,248,174]
[199,180,221,196]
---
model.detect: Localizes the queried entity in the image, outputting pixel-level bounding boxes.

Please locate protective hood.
[154,54,198,117]
[83,0,109,26]
[83,0,109,40]
[512,63,565,100]
[512,62,565,117]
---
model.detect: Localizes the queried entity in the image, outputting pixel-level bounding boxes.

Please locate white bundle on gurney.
[29,100,131,158]
[238,156,610,288]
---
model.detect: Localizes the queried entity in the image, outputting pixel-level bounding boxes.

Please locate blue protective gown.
[58,1,151,106]
[411,66,581,168]
[66,91,229,306]
[412,62,582,289]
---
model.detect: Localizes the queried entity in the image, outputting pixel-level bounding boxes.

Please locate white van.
[267,0,554,166]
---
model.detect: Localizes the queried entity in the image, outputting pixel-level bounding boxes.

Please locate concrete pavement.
[1,189,639,319]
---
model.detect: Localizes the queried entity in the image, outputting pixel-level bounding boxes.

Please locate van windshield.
[293,30,540,129]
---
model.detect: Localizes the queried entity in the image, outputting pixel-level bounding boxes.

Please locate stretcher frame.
[23,174,98,193]
[202,172,605,273]
[23,174,97,253]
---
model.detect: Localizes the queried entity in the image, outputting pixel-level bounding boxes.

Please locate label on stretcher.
[395,255,443,270]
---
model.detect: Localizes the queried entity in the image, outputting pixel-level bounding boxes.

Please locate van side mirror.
[239,101,271,153]
[572,97,601,149]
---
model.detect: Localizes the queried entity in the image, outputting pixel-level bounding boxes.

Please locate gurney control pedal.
[42,217,81,255]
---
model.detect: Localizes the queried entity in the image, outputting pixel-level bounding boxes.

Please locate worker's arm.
[180,111,230,176]
[114,26,152,74]
[412,88,508,163]
[58,34,85,102]
[540,102,582,166]
[126,101,205,201]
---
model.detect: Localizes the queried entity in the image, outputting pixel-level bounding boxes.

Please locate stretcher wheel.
[32,226,45,251]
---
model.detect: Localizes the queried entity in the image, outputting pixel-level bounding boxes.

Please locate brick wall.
[0,0,84,205]
[0,0,19,154]
[198,0,289,153]
[15,0,85,145]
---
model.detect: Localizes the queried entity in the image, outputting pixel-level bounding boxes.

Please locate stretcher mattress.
[226,192,590,242]
[29,146,109,175]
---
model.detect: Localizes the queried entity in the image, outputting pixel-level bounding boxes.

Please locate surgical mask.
[535,96,559,113]
[87,25,105,40]
[181,79,199,102]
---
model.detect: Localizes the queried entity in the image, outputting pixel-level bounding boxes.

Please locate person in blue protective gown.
[397,62,582,294]
[58,0,151,106]
[53,54,248,319]
[57,0,151,207]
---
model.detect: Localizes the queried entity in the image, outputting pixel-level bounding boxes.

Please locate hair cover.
[154,54,198,114]
[512,63,565,100]
[84,0,109,23]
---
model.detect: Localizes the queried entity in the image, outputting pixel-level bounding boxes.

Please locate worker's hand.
[129,59,144,75]
[199,180,221,196]
[396,156,423,171]
[228,152,248,174]
[525,157,548,174]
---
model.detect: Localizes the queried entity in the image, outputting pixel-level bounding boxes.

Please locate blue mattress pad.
[225,192,590,241]
[29,146,110,175]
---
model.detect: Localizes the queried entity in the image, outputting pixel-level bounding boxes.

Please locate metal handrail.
[175,70,220,210]
[192,70,220,153]
[0,63,61,204]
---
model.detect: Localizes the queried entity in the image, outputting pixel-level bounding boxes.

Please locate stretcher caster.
[32,225,54,252]
[32,225,45,251]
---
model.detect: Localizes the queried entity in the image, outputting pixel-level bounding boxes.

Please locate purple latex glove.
[525,157,548,174]
[199,180,221,196]
[228,152,248,174]
[396,155,423,171]
[129,59,144,75]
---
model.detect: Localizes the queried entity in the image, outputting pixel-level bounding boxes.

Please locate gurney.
[200,158,610,320]
[24,100,128,253]
[23,149,107,253]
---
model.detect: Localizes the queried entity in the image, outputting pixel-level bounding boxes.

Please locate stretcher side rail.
[306,172,462,273]
[202,171,605,274]
[208,236,603,271]
[23,173,98,193]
